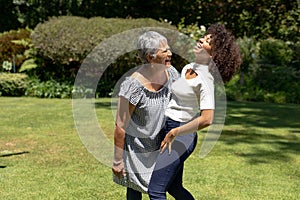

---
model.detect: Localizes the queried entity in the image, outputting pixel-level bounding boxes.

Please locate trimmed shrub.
[25,79,73,99]
[31,16,176,66]
[0,73,29,96]
[30,16,180,96]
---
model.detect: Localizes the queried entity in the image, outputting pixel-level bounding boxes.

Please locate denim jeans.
[148,117,197,200]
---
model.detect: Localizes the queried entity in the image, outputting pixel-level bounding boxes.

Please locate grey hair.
[137,31,168,63]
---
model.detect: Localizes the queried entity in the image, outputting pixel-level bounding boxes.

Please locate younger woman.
[148,24,242,200]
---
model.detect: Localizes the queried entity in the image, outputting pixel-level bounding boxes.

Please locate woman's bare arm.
[160,109,214,153]
[112,96,135,179]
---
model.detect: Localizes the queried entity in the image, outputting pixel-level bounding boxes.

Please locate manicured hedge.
[31,16,176,66]
[30,16,179,97]
[0,73,29,96]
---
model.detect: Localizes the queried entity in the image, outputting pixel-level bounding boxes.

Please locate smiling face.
[150,42,172,67]
[197,34,212,56]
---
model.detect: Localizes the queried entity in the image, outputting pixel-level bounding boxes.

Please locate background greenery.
[1,2,299,199]
[0,98,299,199]
[2,0,299,42]
[0,1,299,103]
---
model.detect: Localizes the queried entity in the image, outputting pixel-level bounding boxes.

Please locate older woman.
[112,31,179,200]
[148,24,242,200]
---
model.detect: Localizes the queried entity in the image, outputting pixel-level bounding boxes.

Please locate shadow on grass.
[94,99,117,110]
[0,151,29,169]
[93,99,300,164]
[95,101,111,108]
[220,129,300,164]
[0,151,30,157]
[226,101,300,129]
[221,101,300,164]
[95,100,300,129]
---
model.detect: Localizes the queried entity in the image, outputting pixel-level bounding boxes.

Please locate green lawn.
[0,97,299,199]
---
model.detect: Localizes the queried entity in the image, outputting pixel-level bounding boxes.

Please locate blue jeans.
[148,117,197,200]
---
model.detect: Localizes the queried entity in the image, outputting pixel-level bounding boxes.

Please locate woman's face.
[197,34,212,55]
[150,42,172,67]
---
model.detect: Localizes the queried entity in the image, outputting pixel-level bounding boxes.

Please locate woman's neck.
[134,64,168,92]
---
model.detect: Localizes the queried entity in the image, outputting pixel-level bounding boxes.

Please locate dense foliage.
[0,28,31,72]
[0,16,179,98]
[25,79,74,98]
[226,38,300,103]
[0,73,29,96]
[0,1,299,103]
[3,0,299,42]
[30,16,176,83]
[31,16,175,66]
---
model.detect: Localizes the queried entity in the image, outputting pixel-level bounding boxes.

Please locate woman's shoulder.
[167,66,180,80]
[119,76,144,105]
[121,75,142,89]
[181,63,195,71]
[183,62,210,74]
[183,62,208,69]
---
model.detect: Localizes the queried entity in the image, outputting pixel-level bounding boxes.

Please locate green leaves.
[0,73,29,96]
[19,58,38,72]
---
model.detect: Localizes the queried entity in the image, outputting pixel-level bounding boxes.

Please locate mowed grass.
[0,97,299,199]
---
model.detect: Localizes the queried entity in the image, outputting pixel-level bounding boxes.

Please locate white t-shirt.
[165,63,215,122]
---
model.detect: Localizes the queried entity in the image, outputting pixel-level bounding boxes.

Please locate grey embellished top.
[113,66,179,193]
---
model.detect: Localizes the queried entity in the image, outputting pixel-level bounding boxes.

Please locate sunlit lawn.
[0,97,299,199]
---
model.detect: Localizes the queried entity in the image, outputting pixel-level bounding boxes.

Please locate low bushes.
[0,73,74,98]
[0,73,29,96]
[25,79,74,98]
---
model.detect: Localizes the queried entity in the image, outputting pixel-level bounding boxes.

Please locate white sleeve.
[198,72,215,110]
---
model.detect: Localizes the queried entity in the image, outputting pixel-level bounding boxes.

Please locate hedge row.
[0,73,75,98]
[0,17,178,98]
[0,73,29,96]
[27,16,180,85]
[31,16,176,66]
[1,16,299,103]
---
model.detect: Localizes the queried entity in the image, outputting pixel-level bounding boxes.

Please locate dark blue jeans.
[148,117,197,200]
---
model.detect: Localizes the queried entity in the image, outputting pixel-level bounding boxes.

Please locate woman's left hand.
[112,160,126,180]
[160,128,178,154]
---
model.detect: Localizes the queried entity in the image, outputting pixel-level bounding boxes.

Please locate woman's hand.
[160,128,179,154]
[112,160,126,180]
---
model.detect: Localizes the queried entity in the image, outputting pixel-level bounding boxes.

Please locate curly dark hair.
[206,24,242,83]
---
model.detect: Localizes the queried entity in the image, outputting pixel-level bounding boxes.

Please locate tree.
[2,0,300,42]
[0,0,21,32]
